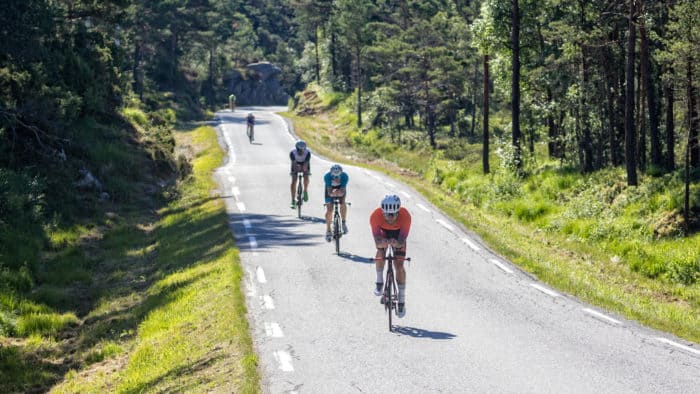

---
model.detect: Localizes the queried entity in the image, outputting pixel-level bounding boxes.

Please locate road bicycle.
[378,244,410,332]
[325,197,350,254]
[246,122,254,143]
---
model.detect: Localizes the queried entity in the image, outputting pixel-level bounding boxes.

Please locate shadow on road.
[392,326,457,340]
[336,251,375,264]
[228,212,323,250]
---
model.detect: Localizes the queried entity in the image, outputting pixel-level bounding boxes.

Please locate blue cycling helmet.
[295,140,307,150]
[330,164,343,177]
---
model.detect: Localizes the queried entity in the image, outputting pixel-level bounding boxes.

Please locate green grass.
[285,84,700,343]
[1,121,259,393]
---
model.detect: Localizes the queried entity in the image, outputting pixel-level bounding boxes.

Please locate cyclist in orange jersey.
[369,194,411,317]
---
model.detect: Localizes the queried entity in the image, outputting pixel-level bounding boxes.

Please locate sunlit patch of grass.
[16,312,79,336]
[46,224,90,250]
[84,341,123,365]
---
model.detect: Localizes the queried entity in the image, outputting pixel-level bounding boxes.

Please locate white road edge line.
[655,337,700,356]
[489,259,513,274]
[236,202,246,212]
[256,266,267,283]
[436,219,454,232]
[245,268,256,296]
[530,283,560,298]
[582,308,622,325]
[462,237,481,251]
[265,322,284,338]
[400,191,411,199]
[262,295,275,309]
[416,203,431,213]
[385,182,395,188]
[273,350,294,372]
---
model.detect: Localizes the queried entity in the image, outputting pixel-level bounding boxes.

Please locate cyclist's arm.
[370,209,388,248]
[396,208,412,246]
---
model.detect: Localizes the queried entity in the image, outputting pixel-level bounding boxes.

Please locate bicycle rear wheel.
[333,213,341,254]
[296,183,303,218]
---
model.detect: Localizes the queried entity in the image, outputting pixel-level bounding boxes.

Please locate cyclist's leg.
[324,198,332,233]
[290,172,297,206]
[339,195,347,221]
[302,170,310,201]
[373,248,385,295]
[393,244,407,315]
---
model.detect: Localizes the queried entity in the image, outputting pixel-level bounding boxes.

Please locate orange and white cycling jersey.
[369,207,411,242]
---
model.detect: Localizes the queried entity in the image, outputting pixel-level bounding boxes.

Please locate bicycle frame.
[379,243,411,331]
[326,197,349,254]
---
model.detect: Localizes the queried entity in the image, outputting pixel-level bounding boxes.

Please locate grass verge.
[1,123,259,393]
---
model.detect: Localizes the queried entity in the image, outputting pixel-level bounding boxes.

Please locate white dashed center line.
[583,308,622,325]
[274,350,294,371]
[416,203,431,213]
[436,219,454,232]
[489,258,514,274]
[462,237,481,251]
[530,283,560,298]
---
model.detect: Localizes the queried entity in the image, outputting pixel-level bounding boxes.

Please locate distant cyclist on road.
[228,94,236,112]
[246,112,255,140]
[323,164,349,242]
[290,140,311,209]
[370,194,412,317]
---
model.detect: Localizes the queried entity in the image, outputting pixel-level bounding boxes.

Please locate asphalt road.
[214,107,700,394]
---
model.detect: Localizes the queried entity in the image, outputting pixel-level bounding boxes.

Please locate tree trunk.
[511,0,522,171]
[688,60,700,167]
[547,87,558,159]
[133,42,143,102]
[580,44,593,172]
[603,39,620,166]
[685,57,693,229]
[314,26,321,84]
[640,16,663,169]
[483,54,490,174]
[470,61,478,138]
[664,68,675,171]
[356,46,362,128]
[625,0,638,186]
[208,46,215,108]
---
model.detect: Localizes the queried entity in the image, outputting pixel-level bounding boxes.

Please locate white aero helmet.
[330,164,343,176]
[381,194,401,215]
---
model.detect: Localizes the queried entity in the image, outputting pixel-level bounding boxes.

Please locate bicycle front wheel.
[385,270,394,331]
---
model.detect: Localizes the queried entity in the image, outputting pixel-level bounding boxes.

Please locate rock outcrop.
[227,62,290,106]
